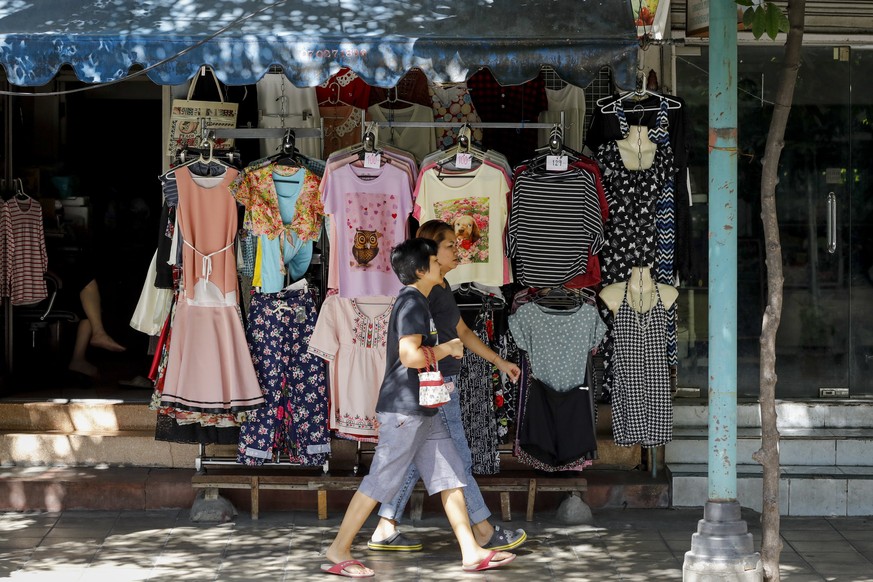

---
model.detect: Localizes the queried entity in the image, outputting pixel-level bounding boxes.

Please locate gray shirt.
[508,302,605,392]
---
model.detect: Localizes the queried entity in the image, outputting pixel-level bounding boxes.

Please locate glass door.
[848,48,873,397]
[676,44,867,398]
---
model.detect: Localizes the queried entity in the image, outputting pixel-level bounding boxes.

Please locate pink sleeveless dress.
[160,167,264,414]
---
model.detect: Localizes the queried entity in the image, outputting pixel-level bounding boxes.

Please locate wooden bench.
[191,472,586,521]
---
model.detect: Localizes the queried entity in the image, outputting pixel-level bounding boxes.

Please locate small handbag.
[418,346,451,408]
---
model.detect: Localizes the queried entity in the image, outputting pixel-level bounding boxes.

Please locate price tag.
[364,152,381,169]
[546,155,568,172]
[455,152,473,169]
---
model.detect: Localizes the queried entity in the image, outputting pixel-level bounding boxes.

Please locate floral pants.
[237,287,330,467]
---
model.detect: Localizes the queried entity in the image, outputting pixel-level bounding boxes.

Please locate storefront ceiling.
[0,0,639,89]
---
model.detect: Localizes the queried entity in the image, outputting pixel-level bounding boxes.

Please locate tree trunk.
[751,1,806,581]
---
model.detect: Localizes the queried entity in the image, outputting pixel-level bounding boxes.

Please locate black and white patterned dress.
[611,282,672,447]
[457,305,501,475]
[596,99,679,400]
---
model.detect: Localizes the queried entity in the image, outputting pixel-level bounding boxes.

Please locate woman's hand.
[494,357,521,383]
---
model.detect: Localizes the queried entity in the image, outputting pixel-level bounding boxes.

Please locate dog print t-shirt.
[323,162,412,297]
[414,163,510,287]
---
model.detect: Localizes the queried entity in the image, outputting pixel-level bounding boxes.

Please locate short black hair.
[391,238,437,285]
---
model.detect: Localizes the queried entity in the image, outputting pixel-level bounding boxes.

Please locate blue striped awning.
[0,0,639,88]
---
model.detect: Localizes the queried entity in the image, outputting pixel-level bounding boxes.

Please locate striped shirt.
[1,197,48,305]
[509,167,604,287]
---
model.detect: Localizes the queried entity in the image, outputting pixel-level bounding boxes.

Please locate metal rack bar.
[196,443,329,473]
[207,127,323,139]
[367,121,556,129]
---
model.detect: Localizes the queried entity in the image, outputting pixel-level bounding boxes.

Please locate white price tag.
[364,152,382,169]
[455,152,473,169]
[546,155,568,172]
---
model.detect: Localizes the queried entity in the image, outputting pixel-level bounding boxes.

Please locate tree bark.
[751,1,806,581]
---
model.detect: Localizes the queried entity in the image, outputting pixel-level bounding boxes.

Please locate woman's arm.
[456,319,521,382]
[399,335,463,368]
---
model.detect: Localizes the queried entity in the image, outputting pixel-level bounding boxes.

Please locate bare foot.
[90,332,126,352]
[68,360,99,378]
[325,544,374,577]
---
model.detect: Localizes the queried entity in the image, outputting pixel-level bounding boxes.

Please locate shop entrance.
[677,44,873,399]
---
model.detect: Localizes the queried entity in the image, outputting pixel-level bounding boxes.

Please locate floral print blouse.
[231,164,324,242]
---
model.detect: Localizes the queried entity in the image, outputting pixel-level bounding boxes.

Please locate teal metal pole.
[684,6,760,577]
[708,0,738,502]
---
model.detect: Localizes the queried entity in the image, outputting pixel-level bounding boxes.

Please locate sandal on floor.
[462,550,517,572]
[320,559,374,578]
[483,525,527,551]
[367,531,423,551]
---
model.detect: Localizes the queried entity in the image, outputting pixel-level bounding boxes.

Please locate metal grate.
[541,65,567,90]
[583,66,614,143]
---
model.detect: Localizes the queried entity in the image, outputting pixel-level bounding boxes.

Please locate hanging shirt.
[316,67,371,109]
[1,198,48,305]
[538,84,586,152]
[255,170,316,291]
[429,83,484,149]
[508,302,606,392]
[232,164,323,242]
[467,68,548,166]
[414,163,510,287]
[509,166,604,286]
[308,295,395,439]
[366,103,437,164]
[322,162,412,297]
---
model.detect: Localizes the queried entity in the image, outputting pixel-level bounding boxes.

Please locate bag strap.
[419,345,435,373]
[186,66,225,102]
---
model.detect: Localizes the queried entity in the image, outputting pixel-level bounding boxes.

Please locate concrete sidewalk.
[1,507,872,581]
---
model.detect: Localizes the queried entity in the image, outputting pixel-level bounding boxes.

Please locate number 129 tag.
[455,153,473,169]
[364,152,381,169]
[546,155,568,171]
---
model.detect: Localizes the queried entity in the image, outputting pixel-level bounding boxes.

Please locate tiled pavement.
[2,507,873,581]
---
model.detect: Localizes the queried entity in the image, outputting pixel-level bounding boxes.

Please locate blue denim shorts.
[359,411,467,503]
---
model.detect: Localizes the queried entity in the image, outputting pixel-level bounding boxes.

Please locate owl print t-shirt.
[323,163,412,298]
[414,163,510,287]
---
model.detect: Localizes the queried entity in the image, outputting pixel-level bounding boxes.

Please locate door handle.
[827,192,837,254]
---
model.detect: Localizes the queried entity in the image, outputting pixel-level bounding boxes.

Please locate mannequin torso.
[599,266,678,316]
[615,125,656,170]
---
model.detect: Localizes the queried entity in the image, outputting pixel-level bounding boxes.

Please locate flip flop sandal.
[462,550,517,572]
[483,525,527,551]
[367,531,423,551]
[320,559,374,578]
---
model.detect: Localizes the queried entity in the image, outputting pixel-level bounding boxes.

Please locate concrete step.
[0,430,199,468]
[0,401,156,432]
[673,399,873,429]
[669,463,873,516]
[0,466,670,513]
[665,427,873,466]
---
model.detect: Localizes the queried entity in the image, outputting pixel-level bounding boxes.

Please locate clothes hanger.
[14,178,30,200]
[598,88,682,114]
[433,125,487,179]
[455,283,506,305]
[521,124,584,172]
[318,80,344,107]
[533,286,583,313]
[373,86,415,110]
[272,130,303,167]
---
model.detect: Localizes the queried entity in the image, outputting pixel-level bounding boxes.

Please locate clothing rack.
[195,442,329,473]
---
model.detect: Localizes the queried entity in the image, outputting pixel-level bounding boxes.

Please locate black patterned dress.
[457,304,501,475]
[596,99,679,398]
